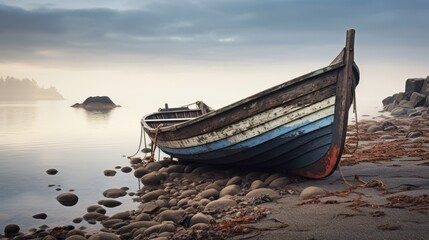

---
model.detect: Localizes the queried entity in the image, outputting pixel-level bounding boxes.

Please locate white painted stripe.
[157,96,336,148]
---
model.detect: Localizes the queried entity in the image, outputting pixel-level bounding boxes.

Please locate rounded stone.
[88,232,121,240]
[65,229,85,238]
[83,212,103,221]
[144,223,176,236]
[250,180,265,190]
[121,166,132,173]
[156,210,186,223]
[129,157,142,164]
[204,183,222,191]
[407,131,423,138]
[56,192,79,206]
[219,184,241,197]
[103,188,127,198]
[141,172,165,186]
[102,219,123,228]
[4,224,20,236]
[135,213,151,221]
[104,170,117,177]
[367,125,382,133]
[109,211,131,220]
[145,162,163,171]
[72,217,83,224]
[245,188,281,200]
[268,177,291,188]
[65,235,86,240]
[190,223,209,230]
[141,189,167,202]
[166,164,187,173]
[100,199,122,208]
[190,213,211,226]
[117,221,158,234]
[180,189,197,198]
[198,188,219,199]
[46,169,58,175]
[226,176,242,186]
[32,213,47,220]
[134,167,150,178]
[300,186,326,200]
[204,198,236,211]
[263,173,283,185]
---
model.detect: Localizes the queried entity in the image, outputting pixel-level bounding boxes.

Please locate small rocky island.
[382,76,429,117]
[71,96,120,110]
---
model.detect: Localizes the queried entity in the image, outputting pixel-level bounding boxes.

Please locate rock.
[420,77,429,95]
[103,188,127,198]
[399,100,414,109]
[32,213,47,220]
[110,211,131,220]
[191,166,212,174]
[180,189,197,198]
[102,219,123,228]
[300,186,326,200]
[245,188,281,200]
[88,232,120,240]
[72,217,83,223]
[104,170,117,177]
[168,198,178,207]
[263,173,282,185]
[117,221,158,234]
[250,180,265,190]
[46,169,58,175]
[65,235,86,240]
[382,95,395,106]
[219,184,241,197]
[43,235,57,240]
[393,92,406,103]
[204,183,222,191]
[198,188,219,199]
[141,172,165,186]
[65,229,85,238]
[129,157,142,164]
[135,213,151,221]
[367,125,382,133]
[121,166,132,173]
[72,96,119,110]
[226,176,242,186]
[408,110,421,117]
[379,135,394,140]
[410,92,426,107]
[145,162,163,171]
[384,126,398,131]
[167,164,187,173]
[141,201,159,213]
[407,131,423,138]
[156,210,186,223]
[144,223,176,236]
[141,190,167,202]
[134,167,150,178]
[190,213,211,226]
[205,198,236,211]
[87,205,102,212]
[391,107,408,117]
[190,223,210,230]
[268,177,291,188]
[100,199,122,208]
[83,212,104,221]
[4,224,20,236]
[214,179,228,187]
[56,192,79,206]
[405,78,425,97]
[381,121,395,130]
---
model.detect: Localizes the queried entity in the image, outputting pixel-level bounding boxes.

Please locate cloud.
[0,0,429,66]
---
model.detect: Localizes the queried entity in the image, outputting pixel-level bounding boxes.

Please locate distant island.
[0,77,64,101]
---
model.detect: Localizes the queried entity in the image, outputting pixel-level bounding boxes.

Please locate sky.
[0,0,428,113]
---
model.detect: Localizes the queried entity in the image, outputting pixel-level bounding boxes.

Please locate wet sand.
[2,115,429,239]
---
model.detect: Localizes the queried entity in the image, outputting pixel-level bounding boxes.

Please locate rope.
[149,124,163,162]
[127,124,144,158]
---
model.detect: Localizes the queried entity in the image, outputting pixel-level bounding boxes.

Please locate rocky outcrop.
[71,96,120,110]
[382,76,429,117]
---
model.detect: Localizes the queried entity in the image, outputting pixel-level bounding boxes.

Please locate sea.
[0,100,146,232]
[0,99,383,233]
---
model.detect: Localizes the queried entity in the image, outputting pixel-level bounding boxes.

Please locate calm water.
[0,100,146,232]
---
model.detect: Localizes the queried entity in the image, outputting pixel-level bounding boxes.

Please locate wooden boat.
[142,29,359,179]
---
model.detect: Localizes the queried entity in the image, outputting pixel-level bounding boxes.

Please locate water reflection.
[83,108,114,123]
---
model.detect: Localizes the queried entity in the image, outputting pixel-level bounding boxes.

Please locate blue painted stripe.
[160,114,334,156]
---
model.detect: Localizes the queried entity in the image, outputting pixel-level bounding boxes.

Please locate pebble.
[65,235,86,240]
[117,221,158,234]
[134,167,150,178]
[226,176,242,186]
[46,169,58,175]
[204,183,222,191]
[300,186,326,200]
[268,177,291,188]
[4,224,20,236]
[263,173,282,185]
[380,135,394,140]
[407,130,423,138]
[129,157,142,164]
[56,192,79,206]
[156,210,186,223]
[180,189,197,198]
[72,217,83,224]
[245,188,281,200]
[190,213,211,226]
[104,170,117,177]
[144,223,176,236]
[190,223,210,230]
[198,188,219,199]
[100,199,122,208]
[205,198,236,211]
[135,213,151,221]
[109,211,131,220]
[121,166,132,173]
[141,189,167,202]
[32,213,48,220]
[141,201,159,213]
[115,166,121,169]
[103,188,127,198]
[250,180,265,190]
[145,162,163,171]
[367,125,382,133]
[88,232,121,240]
[102,219,123,228]
[65,229,85,238]
[219,184,241,197]
[83,212,104,221]
[141,172,165,185]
